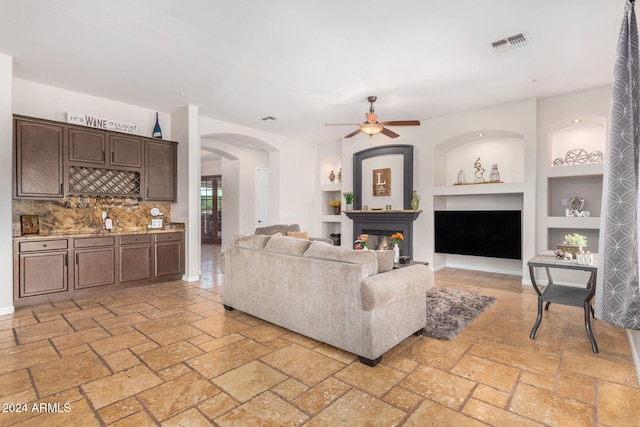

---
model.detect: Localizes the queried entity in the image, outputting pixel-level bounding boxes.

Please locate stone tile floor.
[0,244,638,426]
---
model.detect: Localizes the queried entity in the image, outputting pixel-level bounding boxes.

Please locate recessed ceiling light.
[477,133,484,137]
[571,119,582,123]
[261,116,277,121]
[178,92,185,97]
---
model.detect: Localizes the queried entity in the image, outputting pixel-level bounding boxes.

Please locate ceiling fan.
[325,96,420,138]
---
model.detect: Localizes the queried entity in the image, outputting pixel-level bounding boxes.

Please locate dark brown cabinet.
[14,231,184,307]
[15,118,64,198]
[119,235,151,282]
[68,127,107,164]
[145,140,177,202]
[73,237,116,289]
[16,239,69,297]
[154,233,183,277]
[14,115,177,200]
[109,135,143,168]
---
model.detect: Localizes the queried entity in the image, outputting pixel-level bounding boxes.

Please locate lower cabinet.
[154,233,183,278]
[119,235,152,282]
[16,239,69,297]
[74,237,115,289]
[14,231,184,306]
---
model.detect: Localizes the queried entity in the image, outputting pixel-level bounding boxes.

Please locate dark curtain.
[595,0,640,329]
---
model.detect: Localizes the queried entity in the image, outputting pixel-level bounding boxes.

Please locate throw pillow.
[264,235,312,256]
[376,250,395,273]
[287,230,309,240]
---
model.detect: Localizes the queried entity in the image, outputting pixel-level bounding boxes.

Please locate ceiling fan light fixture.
[359,122,383,135]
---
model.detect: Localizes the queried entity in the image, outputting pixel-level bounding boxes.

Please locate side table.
[393,261,429,269]
[528,251,598,353]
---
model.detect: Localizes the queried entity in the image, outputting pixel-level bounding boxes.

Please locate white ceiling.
[0,0,626,144]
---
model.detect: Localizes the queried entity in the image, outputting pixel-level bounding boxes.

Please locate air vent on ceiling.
[491,33,527,52]
[261,116,277,121]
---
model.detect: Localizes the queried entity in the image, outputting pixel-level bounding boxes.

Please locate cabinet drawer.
[19,239,68,252]
[120,234,151,245]
[74,236,115,248]
[154,233,182,243]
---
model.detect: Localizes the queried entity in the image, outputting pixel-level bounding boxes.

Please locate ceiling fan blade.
[345,129,362,138]
[381,128,400,138]
[379,120,420,126]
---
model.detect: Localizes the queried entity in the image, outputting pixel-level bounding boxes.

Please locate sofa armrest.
[360,264,434,311]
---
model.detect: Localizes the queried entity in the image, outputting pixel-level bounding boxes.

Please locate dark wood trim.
[352,145,413,210]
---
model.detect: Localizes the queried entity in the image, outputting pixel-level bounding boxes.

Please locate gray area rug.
[423,287,497,340]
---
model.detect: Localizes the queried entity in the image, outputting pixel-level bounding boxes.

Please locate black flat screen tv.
[434,210,522,260]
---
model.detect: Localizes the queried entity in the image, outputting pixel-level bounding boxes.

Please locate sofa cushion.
[287,230,309,240]
[264,235,312,256]
[376,250,395,273]
[232,234,271,250]
[303,241,378,276]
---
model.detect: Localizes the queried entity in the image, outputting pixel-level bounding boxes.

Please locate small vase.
[329,170,336,183]
[393,244,400,263]
[333,206,340,215]
[411,191,420,210]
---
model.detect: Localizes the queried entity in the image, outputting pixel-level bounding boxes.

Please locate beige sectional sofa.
[222,234,434,366]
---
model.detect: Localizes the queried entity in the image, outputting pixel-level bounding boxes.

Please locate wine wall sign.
[67,112,138,134]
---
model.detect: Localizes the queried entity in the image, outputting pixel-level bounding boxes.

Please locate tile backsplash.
[12,198,172,236]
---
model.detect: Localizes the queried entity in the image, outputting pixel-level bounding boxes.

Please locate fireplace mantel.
[345,210,422,259]
[344,210,422,221]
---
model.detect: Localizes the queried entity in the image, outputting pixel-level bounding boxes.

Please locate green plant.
[564,233,587,246]
[343,192,354,204]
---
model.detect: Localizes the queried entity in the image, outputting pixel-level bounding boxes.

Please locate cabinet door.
[68,128,107,164]
[154,240,182,278]
[119,244,151,282]
[145,140,177,201]
[110,135,142,168]
[19,252,68,297]
[15,119,64,198]
[74,247,115,289]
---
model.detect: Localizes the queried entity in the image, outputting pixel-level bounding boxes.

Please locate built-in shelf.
[432,182,525,196]
[546,163,604,178]
[321,215,342,223]
[546,216,601,229]
[320,184,342,192]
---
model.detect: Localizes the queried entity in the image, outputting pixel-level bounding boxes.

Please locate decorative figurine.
[474,158,485,180]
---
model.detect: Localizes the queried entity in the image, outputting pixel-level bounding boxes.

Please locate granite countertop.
[14,226,186,240]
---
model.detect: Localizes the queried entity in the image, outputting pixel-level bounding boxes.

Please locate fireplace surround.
[345,211,421,259]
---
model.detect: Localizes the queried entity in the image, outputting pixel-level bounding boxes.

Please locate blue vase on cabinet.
[153,112,162,139]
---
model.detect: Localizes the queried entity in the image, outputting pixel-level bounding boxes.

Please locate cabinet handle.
[75,253,79,265]
[42,244,47,248]
[102,150,105,161]
[60,183,63,194]
[111,152,114,163]
[65,254,68,266]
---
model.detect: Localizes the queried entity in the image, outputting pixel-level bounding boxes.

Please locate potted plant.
[390,232,404,263]
[330,200,341,215]
[343,192,354,210]
[558,233,587,257]
[354,233,368,250]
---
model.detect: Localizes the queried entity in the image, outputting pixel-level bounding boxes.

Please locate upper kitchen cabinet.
[68,127,142,168]
[145,139,177,202]
[109,135,143,168]
[14,117,64,199]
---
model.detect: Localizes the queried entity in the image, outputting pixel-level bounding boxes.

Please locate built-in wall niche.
[548,228,600,254]
[548,176,602,217]
[433,130,524,187]
[548,117,606,166]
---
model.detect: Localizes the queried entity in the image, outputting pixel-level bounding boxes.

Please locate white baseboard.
[627,329,640,386]
[0,305,15,316]
[182,274,200,282]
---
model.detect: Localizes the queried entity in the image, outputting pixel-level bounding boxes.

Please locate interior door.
[255,168,269,228]
[201,175,222,244]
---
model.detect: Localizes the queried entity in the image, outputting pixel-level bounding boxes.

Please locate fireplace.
[345,211,421,260]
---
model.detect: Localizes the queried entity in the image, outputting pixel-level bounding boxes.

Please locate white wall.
[0,54,14,315]
[12,79,172,138]
[198,116,319,245]
[201,158,222,176]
